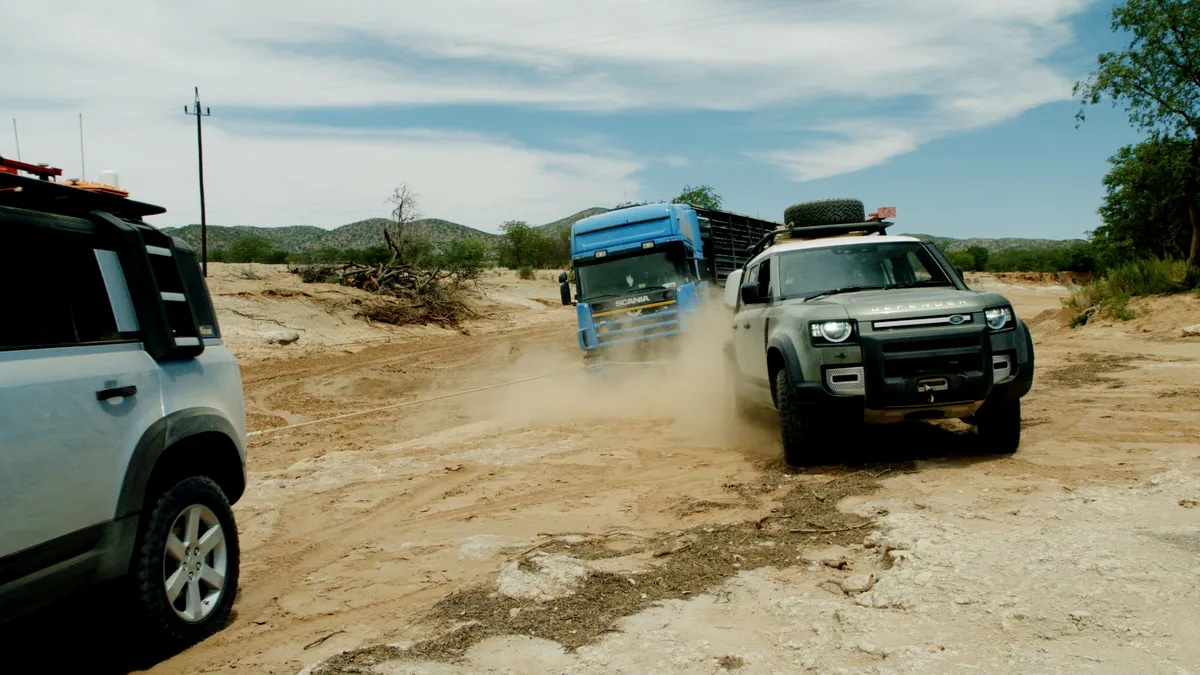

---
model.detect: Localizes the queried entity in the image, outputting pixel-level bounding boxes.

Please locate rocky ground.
[7,267,1198,675]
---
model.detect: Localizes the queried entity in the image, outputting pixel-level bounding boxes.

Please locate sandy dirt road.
[6,269,1198,674]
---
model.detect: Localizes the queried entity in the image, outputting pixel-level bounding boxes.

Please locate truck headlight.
[985,307,1013,331]
[810,320,854,344]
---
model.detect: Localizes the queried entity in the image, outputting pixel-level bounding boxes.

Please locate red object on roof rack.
[0,155,64,180]
[868,206,896,221]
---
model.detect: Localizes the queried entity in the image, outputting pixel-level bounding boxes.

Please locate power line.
[184,87,212,277]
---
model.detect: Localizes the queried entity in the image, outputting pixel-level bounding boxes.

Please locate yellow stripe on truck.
[592,299,676,318]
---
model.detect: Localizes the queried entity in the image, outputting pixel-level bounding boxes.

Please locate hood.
[788,287,1008,320]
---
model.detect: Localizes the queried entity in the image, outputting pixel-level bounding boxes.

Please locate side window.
[759,258,773,301]
[738,263,759,309]
[0,231,122,351]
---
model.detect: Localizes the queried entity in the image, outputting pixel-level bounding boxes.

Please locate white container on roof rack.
[98,170,119,188]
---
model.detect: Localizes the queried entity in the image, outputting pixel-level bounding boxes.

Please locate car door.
[741,257,774,388]
[734,260,772,394]
[0,226,164,563]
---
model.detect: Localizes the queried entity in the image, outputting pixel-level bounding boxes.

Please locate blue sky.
[2,1,1145,240]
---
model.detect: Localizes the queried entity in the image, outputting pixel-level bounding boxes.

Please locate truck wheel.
[784,198,865,227]
[130,476,240,652]
[976,399,1021,454]
[775,367,821,466]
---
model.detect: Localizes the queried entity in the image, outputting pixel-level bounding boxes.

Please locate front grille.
[882,335,979,354]
[595,303,679,345]
[884,353,983,378]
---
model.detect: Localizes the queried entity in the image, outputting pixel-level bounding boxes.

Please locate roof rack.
[745,220,893,260]
[0,155,165,219]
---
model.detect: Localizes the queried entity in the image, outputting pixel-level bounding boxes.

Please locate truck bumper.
[789,322,1034,423]
[583,332,684,371]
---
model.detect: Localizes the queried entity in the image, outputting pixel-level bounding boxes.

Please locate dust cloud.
[474,301,777,451]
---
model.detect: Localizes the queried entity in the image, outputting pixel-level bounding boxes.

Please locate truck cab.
[560,203,706,368]
[560,202,778,369]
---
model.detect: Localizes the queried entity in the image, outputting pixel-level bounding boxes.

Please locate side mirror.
[740,281,762,305]
[723,269,744,308]
[560,281,572,306]
[953,265,965,280]
[558,272,568,284]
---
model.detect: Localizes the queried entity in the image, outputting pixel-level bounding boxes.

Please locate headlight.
[810,320,854,344]
[985,307,1013,330]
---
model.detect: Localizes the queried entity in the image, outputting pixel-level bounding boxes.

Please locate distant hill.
[535,208,608,235]
[160,210,1087,255]
[163,217,499,253]
[902,233,1088,254]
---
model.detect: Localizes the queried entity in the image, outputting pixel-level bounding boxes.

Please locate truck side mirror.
[560,281,572,306]
[740,281,762,305]
[558,272,568,284]
[953,265,965,281]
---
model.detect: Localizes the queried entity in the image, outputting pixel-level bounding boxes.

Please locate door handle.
[732,324,739,330]
[742,322,750,329]
[97,385,137,401]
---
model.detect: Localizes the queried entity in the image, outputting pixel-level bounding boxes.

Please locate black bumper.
[792,324,1034,410]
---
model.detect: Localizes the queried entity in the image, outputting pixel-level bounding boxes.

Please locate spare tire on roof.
[784,198,865,228]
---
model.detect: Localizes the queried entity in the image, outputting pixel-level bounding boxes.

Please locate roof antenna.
[78,113,86,180]
[12,119,21,161]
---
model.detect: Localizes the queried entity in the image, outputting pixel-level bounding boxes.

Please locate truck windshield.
[576,249,690,301]
[775,242,953,301]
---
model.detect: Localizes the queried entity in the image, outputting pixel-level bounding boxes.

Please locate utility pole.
[12,119,21,161]
[184,87,212,276]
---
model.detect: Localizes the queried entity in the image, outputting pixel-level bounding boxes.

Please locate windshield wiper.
[885,279,953,290]
[802,285,886,301]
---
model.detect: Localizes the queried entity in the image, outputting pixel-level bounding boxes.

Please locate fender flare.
[766,333,806,386]
[116,407,244,518]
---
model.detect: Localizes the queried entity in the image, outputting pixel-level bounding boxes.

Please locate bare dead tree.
[384,183,424,265]
[286,184,484,329]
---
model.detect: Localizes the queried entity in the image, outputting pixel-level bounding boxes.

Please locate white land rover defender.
[0,157,247,652]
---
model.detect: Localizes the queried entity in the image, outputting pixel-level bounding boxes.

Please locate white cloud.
[1,0,1098,219]
[5,108,642,228]
[749,125,921,182]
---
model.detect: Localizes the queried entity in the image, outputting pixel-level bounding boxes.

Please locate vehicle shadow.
[0,583,235,674]
[741,407,1013,474]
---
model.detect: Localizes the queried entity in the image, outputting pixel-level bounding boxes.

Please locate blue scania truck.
[557,202,780,368]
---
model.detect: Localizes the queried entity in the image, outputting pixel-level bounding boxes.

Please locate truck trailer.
[557,202,780,369]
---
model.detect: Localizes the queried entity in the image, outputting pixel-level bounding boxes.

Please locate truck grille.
[595,303,679,346]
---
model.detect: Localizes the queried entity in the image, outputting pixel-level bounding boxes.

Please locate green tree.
[1092,137,1198,269]
[226,237,278,263]
[964,246,990,272]
[672,184,723,210]
[498,220,538,269]
[1074,0,1200,283]
[436,238,488,281]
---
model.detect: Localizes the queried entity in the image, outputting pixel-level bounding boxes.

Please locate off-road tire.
[130,476,240,653]
[784,198,865,228]
[975,398,1021,454]
[775,367,821,466]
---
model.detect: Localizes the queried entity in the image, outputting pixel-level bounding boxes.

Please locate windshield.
[775,242,953,301]
[576,248,690,301]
